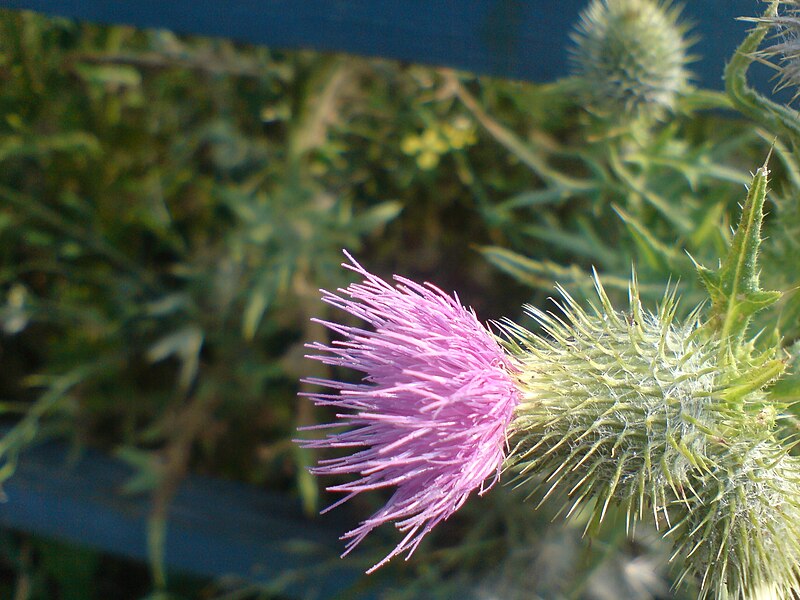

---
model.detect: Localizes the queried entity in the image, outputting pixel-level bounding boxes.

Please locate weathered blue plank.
[0,1,758,89]
[0,437,372,599]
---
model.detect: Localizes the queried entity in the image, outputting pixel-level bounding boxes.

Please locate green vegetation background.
[0,8,798,600]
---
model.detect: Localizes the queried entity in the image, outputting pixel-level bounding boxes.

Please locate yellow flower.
[400,134,423,155]
[416,150,441,170]
[401,128,448,170]
[442,117,477,150]
[401,121,474,170]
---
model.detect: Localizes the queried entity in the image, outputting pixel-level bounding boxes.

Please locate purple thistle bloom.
[300,251,519,572]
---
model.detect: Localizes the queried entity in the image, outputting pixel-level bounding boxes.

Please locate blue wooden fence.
[0,435,373,598]
[1,1,760,88]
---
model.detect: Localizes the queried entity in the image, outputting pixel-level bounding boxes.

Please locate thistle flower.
[570,0,692,122]
[299,251,519,572]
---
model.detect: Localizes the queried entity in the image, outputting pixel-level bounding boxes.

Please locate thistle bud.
[570,0,692,122]
[670,437,800,599]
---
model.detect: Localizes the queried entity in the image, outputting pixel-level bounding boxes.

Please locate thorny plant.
[2,0,800,599]
[301,1,800,599]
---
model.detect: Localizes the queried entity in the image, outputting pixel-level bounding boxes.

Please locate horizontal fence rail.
[1,1,764,89]
[0,436,375,598]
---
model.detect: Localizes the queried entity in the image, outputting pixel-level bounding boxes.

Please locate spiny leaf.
[693,159,781,353]
[769,341,800,404]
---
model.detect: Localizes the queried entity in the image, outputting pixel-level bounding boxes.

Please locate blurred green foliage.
[0,3,798,600]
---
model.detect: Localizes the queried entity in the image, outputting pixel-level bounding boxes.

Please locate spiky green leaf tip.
[692,156,781,356]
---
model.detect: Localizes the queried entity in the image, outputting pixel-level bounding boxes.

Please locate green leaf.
[480,245,593,291]
[693,159,781,352]
[242,274,274,341]
[0,131,101,162]
[770,341,800,404]
[718,357,786,403]
[146,325,204,391]
[497,187,572,211]
[608,146,693,234]
[612,203,684,273]
[687,199,727,249]
[351,200,403,232]
[479,245,665,297]
[521,215,618,267]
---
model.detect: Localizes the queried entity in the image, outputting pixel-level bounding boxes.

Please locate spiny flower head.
[501,273,797,599]
[299,251,519,572]
[570,0,692,122]
[501,275,720,530]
